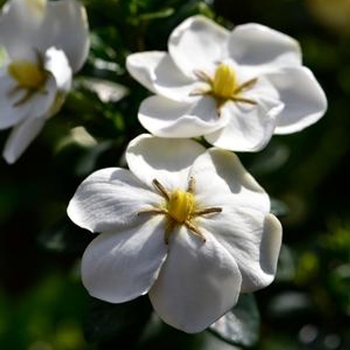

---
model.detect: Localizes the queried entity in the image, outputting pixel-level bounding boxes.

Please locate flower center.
[138,177,222,245]
[167,189,194,224]
[212,63,238,100]
[191,63,258,116]
[8,60,47,89]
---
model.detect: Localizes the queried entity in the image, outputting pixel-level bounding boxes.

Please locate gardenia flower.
[0,0,89,163]
[67,134,282,333]
[126,15,327,152]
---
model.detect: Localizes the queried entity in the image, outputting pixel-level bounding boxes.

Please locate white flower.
[67,134,282,333]
[126,15,327,152]
[0,0,89,163]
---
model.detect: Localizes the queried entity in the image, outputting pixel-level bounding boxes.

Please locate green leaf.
[270,198,289,217]
[138,8,175,21]
[38,217,93,254]
[209,294,260,348]
[84,296,153,345]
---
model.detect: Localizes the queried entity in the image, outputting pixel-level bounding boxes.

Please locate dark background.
[0,0,350,349]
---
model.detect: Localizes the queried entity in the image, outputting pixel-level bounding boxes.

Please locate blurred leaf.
[267,291,314,320]
[209,293,260,348]
[138,7,175,21]
[249,141,290,176]
[270,198,289,217]
[84,296,153,345]
[38,217,93,255]
[76,77,129,103]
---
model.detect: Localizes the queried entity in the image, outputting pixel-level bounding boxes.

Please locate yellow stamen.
[167,189,194,224]
[192,63,258,115]
[8,60,47,89]
[212,63,238,99]
[139,178,222,245]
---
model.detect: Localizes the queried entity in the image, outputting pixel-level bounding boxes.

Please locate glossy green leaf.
[209,294,260,348]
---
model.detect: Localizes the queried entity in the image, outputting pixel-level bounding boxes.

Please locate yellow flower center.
[191,63,258,116]
[139,177,222,245]
[212,63,238,99]
[8,60,47,89]
[167,189,195,224]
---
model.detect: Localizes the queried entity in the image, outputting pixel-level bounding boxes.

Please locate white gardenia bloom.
[67,134,282,333]
[126,15,327,152]
[0,0,89,163]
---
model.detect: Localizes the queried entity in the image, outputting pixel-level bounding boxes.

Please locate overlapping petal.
[67,167,162,233]
[0,0,89,71]
[125,134,206,190]
[149,227,242,333]
[228,23,302,72]
[0,0,46,59]
[44,47,72,92]
[0,71,30,129]
[82,216,168,304]
[204,78,283,151]
[138,95,229,138]
[168,15,229,77]
[267,66,328,134]
[37,0,89,72]
[2,116,46,164]
[0,69,57,129]
[190,148,268,206]
[189,149,282,291]
[202,207,281,292]
[126,51,195,101]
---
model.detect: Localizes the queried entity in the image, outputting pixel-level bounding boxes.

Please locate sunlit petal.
[82,216,168,303]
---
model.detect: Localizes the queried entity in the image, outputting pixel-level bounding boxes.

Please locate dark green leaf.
[209,294,260,348]
[84,296,153,345]
[38,217,93,254]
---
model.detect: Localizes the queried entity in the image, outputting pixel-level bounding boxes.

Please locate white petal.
[228,23,301,73]
[67,167,161,233]
[37,0,89,72]
[0,70,29,129]
[125,134,206,191]
[0,0,46,59]
[149,227,242,333]
[138,95,229,138]
[82,216,168,304]
[126,51,195,101]
[169,15,229,78]
[24,74,58,119]
[202,209,282,292]
[1,72,57,164]
[2,117,45,163]
[267,67,328,134]
[204,103,276,152]
[44,47,72,92]
[189,149,281,291]
[190,148,269,207]
[204,79,283,152]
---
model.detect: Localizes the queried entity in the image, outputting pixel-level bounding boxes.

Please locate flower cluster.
[0,0,89,163]
[67,14,327,333]
[0,2,327,335]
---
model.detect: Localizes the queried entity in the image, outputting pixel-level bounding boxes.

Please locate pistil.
[139,177,222,244]
[191,63,258,116]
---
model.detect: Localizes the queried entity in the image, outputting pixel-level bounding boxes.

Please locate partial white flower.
[67,134,282,333]
[0,0,89,163]
[126,15,327,152]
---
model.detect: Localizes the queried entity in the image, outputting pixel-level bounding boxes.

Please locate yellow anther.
[140,179,222,245]
[212,63,237,99]
[167,189,194,224]
[8,60,47,89]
